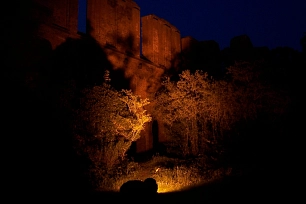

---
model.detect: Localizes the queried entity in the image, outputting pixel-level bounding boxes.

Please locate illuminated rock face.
[87,0,141,57]
[142,14,181,69]
[32,0,182,153]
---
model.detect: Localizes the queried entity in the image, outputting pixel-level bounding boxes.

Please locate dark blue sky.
[134,0,305,51]
[79,0,306,51]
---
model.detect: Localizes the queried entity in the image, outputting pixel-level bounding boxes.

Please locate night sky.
[78,0,305,51]
[133,0,306,51]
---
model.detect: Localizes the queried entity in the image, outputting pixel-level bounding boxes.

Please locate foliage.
[95,160,141,191]
[154,70,213,156]
[225,61,289,118]
[154,61,289,158]
[97,155,231,193]
[73,83,151,188]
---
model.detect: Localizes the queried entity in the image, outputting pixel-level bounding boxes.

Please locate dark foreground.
[76,171,295,204]
[7,167,297,203]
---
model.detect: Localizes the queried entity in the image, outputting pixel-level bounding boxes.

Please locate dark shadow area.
[152,120,167,156]
[180,38,222,78]
[152,120,159,150]
[108,33,139,90]
[109,68,131,90]
[126,141,137,159]
[51,34,112,89]
[43,27,117,196]
[3,8,114,198]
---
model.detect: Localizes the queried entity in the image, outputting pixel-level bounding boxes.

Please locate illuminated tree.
[74,83,151,169]
[155,70,214,156]
[154,61,289,158]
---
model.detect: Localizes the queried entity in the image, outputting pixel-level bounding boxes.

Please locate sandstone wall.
[142,14,181,69]
[87,0,140,57]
